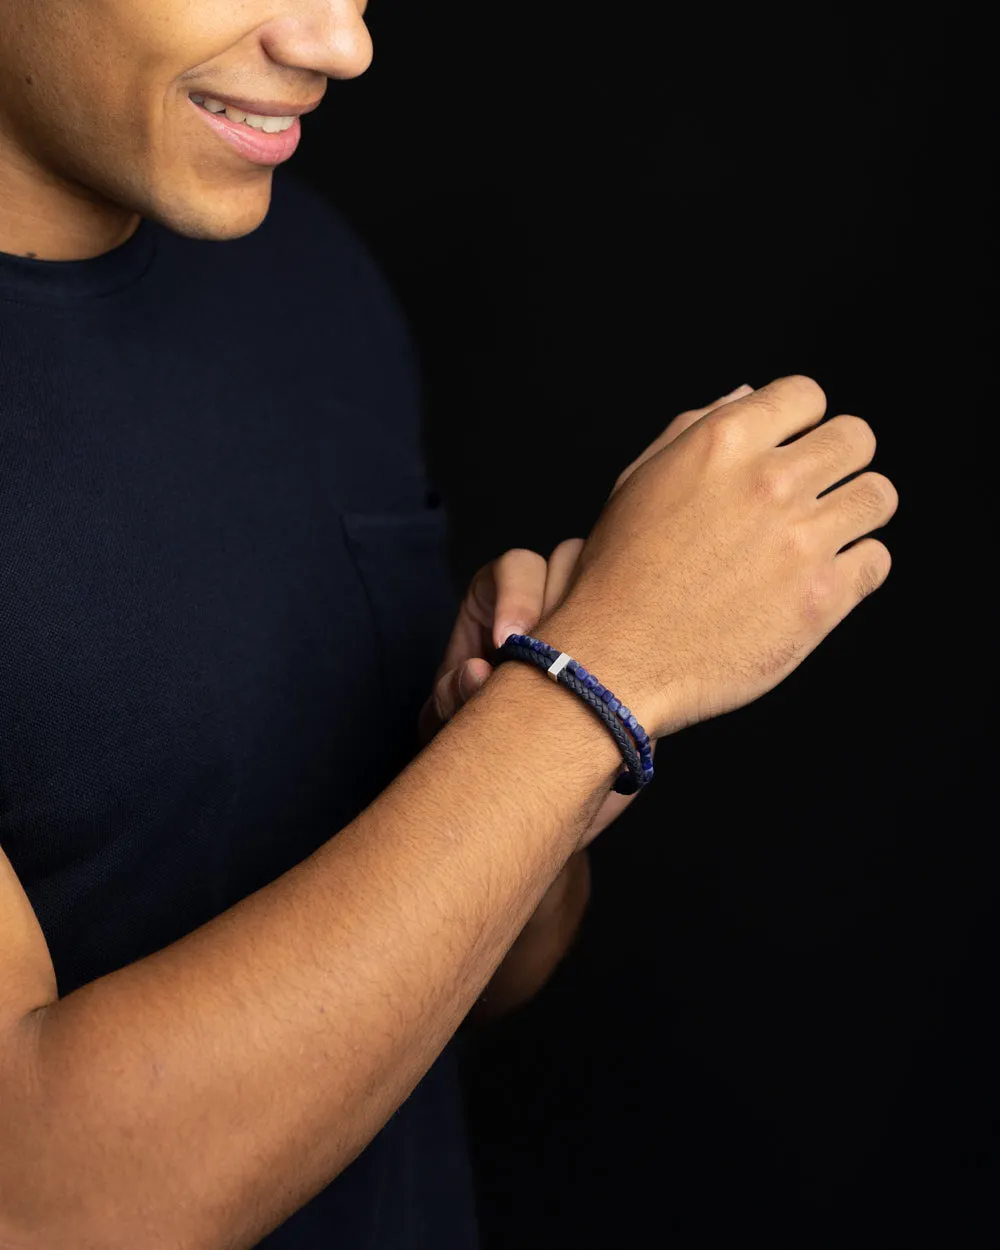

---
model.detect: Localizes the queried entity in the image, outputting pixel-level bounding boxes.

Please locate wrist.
[533,604,661,742]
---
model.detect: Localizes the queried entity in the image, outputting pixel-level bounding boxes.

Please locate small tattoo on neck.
[25,252,37,259]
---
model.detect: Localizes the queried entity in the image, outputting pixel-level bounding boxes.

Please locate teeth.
[190,94,295,133]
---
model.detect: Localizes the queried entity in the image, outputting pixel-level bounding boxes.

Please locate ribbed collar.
[0,216,157,304]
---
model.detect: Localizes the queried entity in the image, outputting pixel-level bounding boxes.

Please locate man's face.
[0,0,372,249]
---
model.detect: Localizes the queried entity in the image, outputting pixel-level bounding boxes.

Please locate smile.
[188,93,303,167]
[190,94,296,134]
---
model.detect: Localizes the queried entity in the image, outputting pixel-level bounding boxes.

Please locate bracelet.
[493,633,654,795]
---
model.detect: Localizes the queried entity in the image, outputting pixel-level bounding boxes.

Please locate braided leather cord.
[494,636,652,795]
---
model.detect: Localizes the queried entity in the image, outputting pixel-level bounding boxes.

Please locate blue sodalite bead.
[502,641,654,789]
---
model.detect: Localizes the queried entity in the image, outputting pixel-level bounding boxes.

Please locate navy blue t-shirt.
[0,169,480,1249]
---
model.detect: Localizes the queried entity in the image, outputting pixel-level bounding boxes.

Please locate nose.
[260,0,374,82]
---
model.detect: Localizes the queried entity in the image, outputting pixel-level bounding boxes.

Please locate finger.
[775,412,877,499]
[462,657,494,692]
[666,382,756,441]
[728,374,828,453]
[833,536,892,610]
[416,658,493,746]
[543,537,587,616]
[490,548,549,651]
[433,558,502,684]
[813,471,899,558]
[613,383,754,494]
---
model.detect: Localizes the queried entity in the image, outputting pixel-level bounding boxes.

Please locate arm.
[469,849,591,1028]
[0,611,627,1250]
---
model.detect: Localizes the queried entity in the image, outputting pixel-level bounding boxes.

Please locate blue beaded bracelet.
[493,633,654,795]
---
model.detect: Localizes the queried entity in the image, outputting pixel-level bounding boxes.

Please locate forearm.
[0,616,624,1250]
[470,850,591,1027]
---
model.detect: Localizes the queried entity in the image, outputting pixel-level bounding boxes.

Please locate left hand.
[416,535,656,851]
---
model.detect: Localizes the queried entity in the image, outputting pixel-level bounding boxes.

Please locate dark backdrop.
[294,7,995,1247]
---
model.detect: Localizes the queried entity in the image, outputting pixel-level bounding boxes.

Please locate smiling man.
[0,2,501,1248]
[0,0,372,257]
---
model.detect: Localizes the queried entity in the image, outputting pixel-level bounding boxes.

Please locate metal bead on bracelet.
[493,634,654,795]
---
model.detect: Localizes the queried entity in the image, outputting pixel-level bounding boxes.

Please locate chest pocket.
[339,504,461,774]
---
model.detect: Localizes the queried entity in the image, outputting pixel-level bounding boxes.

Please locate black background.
[295,6,995,1247]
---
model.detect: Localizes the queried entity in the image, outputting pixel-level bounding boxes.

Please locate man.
[0,3,898,1249]
[0,2,642,1246]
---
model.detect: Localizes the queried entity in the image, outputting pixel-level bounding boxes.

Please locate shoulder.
[265,170,363,260]
[264,171,400,311]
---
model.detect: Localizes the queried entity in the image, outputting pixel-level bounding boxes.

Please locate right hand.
[539,374,899,740]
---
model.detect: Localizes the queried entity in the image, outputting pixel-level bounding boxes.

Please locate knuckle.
[856,539,892,599]
[701,410,746,456]
[495,546,543,569]
[781,373,828,411]
[551,536,587,559]
[833,413,877,460]
[870,471,899,516]
[750,462,792,503]
[806,425,842,465]
[849,471,898,519]
[492,546,548,592]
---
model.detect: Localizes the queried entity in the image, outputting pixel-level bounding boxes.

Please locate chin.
[147,175,275,242]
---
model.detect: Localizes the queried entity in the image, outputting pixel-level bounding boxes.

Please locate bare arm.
[1,373,899,1250]
[0,608,626,1250]
[468,848,592,1028]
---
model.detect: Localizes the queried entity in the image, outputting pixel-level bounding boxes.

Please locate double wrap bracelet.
[494,633,654,795]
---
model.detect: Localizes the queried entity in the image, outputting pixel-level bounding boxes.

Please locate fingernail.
[720,383,754,402]
[494,624,526,651]
[460,663,487,698]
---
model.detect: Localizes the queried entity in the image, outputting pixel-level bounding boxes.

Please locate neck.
[0,144,140,261]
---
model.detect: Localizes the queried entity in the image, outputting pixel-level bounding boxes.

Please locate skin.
[0,0,599,1057]
[0,0,596,1038]
[0,0,371,261]
[0,4,815,1240]
[0,0,751,1031]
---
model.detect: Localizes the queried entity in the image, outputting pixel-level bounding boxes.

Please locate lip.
[188,90,324,118]
[188,95,303,166]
